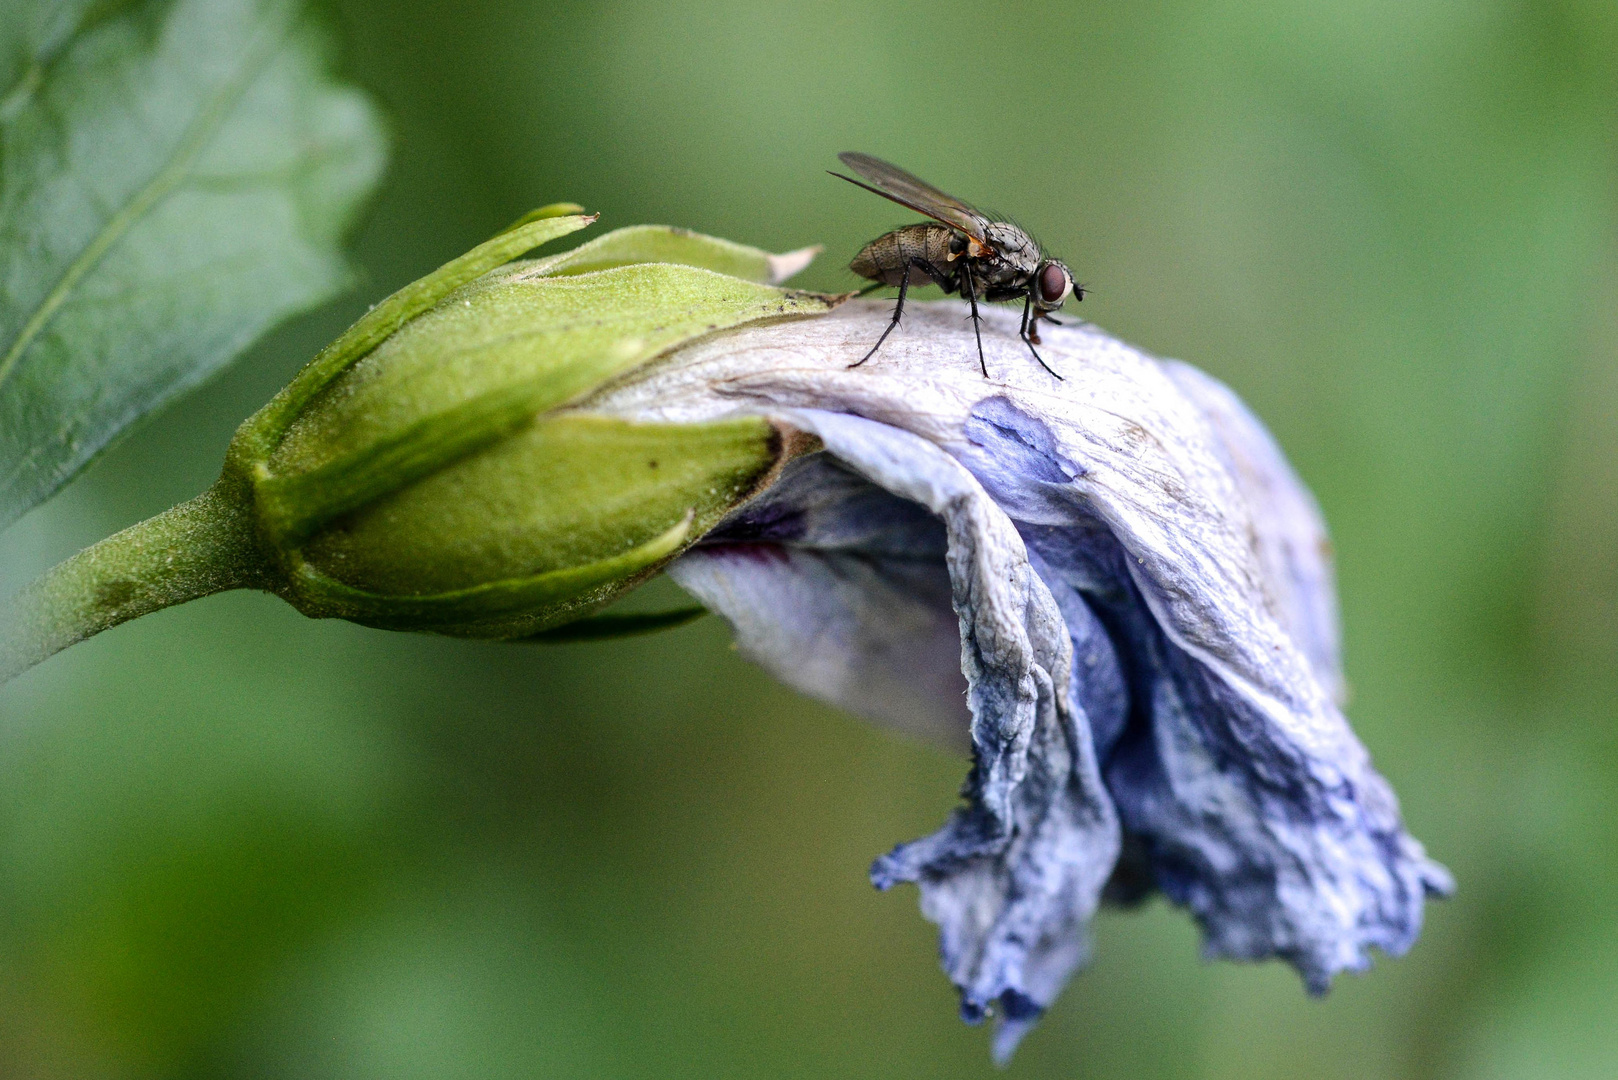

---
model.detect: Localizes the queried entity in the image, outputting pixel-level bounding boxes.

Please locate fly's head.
[1033,259,1079,313]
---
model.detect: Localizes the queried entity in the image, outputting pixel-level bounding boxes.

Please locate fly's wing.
[834,152,991,244]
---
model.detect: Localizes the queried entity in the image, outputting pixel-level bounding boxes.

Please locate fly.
[832,151,1082,379]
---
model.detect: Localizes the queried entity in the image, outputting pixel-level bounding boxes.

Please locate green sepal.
[231,208,597,470]
[284,512,695,634]
[514,224,820,284]
[512,607,709,644]
[281,414,785,635]
[500,203,588,233]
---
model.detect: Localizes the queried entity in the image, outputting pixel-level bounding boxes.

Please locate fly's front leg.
[1019,294,1045,345]
[1042,315,1091,330]
[959,267,988,378]
[1020,291,1063,380]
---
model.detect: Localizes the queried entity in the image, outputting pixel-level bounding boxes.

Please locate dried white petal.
[765,244,823,284]
[669,452,967,747]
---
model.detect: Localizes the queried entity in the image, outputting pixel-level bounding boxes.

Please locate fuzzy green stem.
[1,476,276,682]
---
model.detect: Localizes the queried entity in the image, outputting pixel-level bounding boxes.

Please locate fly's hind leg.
[849,270,910,368]
[849,258,935,369]
[1020,292,1063,380]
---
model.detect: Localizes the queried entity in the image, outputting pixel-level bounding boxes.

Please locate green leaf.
[0,0,99,106]
[0,0,387,529]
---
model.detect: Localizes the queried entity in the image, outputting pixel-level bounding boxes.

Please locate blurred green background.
[2,0,1616,1075]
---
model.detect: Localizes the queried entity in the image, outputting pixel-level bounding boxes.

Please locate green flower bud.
[235,208,836,637]
[3,207,838,677]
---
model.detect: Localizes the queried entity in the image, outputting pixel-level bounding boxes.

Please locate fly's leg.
[850,257,944,368]
[1022,298,1044,345]
[960,267,988,378]
[1045,313,1093,330]
[849,262,915,368]
[1020,292,1063,380]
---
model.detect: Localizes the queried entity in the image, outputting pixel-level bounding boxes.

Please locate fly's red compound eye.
[1039,263,1069,305]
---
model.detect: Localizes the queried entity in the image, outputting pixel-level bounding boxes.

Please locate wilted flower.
[1,217,1450,1061]
[580,298,1453,1060]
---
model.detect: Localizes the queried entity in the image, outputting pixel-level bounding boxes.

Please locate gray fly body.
[834,152,1082,379]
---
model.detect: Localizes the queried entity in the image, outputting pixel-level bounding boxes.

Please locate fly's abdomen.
[850,224,956,288]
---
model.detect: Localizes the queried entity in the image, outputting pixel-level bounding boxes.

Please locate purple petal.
[959,392,1453,988]
[674,409,1120,1052]
[1161,361,1345,704]
[584,300,1451,1051]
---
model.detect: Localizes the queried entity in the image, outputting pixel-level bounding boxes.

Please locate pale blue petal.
[590,303,1449,1056]
[674,409,1120,1051]
[1161,361,1345,704]
[960,393,1453,990]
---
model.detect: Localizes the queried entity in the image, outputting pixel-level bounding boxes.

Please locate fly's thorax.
[983,222,1041,279]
